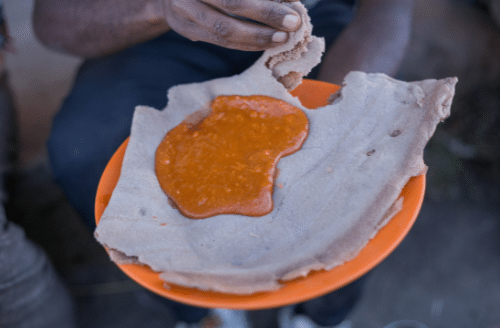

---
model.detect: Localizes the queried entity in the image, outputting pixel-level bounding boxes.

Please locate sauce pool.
[155,95,309,219]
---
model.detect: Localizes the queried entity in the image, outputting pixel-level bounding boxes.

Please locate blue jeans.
[48,0,360,325]
[0,72,76,328]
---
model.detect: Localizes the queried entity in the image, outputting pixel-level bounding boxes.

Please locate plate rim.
[94,79,426,309]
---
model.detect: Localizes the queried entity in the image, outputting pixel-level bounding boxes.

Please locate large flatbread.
[94,2,457,294]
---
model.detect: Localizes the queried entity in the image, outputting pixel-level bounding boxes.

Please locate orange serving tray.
[95,79,425,310]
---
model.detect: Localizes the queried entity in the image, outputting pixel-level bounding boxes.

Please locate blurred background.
[3,0,500,327]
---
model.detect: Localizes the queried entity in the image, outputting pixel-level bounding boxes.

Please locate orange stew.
[155,95,309,219]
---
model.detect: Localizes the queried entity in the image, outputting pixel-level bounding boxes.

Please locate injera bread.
[94,2,458,294]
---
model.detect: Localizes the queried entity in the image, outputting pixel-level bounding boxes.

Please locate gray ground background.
[3,0,500,327]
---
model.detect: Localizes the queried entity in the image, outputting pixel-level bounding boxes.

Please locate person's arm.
[318,0,415,85]
[33,0,302,59]
[33,0,170,58]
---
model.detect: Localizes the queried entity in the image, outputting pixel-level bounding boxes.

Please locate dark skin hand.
[33,0,302,58]
[165,0,302,51]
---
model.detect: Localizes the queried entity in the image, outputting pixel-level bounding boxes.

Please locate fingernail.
[282,14,300,30]
[272,31,287,43]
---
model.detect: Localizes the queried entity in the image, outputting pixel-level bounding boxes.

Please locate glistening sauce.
[155,95,308,219]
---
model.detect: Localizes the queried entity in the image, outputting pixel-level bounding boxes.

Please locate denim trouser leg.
[0,72,76,328]
[0,217,77,328]
[296,275,367,326]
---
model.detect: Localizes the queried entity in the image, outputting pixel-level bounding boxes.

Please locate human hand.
[163,0,302,51]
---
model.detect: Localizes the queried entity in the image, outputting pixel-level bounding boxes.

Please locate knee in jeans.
[47,119,87,182]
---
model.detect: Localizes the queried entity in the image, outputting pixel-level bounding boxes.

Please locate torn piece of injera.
[94,2,458,294]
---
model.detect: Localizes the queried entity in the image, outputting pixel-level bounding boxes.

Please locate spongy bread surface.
[94,2,457,294]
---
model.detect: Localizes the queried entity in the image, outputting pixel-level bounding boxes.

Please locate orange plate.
[95,79,425,310]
